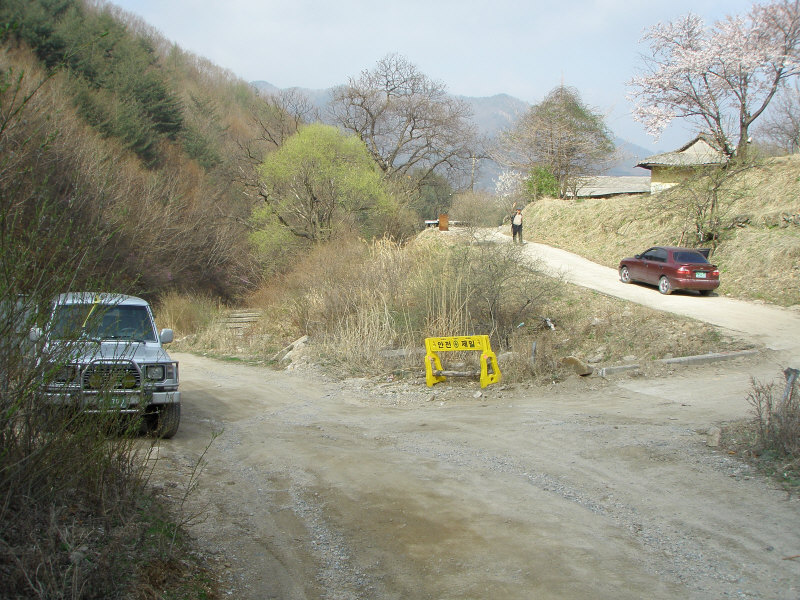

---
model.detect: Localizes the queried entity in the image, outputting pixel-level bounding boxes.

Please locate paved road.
[488,230,800,357]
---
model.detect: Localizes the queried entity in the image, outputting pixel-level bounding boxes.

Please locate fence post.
[783,367,799,404]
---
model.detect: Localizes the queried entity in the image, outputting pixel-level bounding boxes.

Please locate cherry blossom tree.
[494,170,525,200]
[629,0,800,159]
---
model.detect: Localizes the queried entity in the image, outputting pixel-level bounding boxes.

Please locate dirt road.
[152,241,800,600]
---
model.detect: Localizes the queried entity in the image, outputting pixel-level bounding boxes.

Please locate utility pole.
[471,154,476,191]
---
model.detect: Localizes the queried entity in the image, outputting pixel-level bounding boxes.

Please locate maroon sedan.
[618,246,720,295]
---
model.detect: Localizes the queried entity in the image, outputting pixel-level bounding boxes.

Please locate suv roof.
[54,292,149,307]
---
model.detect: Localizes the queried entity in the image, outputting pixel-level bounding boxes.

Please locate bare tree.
[328,54,478,187]
[495,85,615,198]
[237,87,317,170]
[232,88,318,211]
[629,0,800,160]
[449,190,507,227]
[757,80,800,153]
[252,88,318,150]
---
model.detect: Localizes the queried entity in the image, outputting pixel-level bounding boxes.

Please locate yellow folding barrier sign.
[424,335,501,388]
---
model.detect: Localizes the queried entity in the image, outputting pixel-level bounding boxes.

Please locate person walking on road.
[511,207,523,244]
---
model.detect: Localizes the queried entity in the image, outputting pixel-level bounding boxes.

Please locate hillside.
[523,154,800,306]
[0,2,279,594]
[4,2,795,310]
[0,0,283,300]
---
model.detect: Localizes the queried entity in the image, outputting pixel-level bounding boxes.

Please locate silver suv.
[32,293,181,437]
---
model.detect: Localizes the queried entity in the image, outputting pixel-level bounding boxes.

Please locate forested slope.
[1,0,277,299]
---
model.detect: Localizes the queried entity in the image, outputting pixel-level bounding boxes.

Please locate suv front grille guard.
[83,360,141,391]
[80,359,145,412]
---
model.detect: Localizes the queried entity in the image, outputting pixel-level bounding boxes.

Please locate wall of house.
[650,166,696,193]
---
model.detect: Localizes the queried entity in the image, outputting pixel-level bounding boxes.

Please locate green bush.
[525,166,559,200]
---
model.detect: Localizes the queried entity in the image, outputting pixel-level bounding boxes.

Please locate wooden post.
[784,367,799,404]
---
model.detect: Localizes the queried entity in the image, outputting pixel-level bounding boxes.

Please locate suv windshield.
[51,304,157,341]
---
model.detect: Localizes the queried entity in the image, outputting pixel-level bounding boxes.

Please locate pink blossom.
[628,1,800,156]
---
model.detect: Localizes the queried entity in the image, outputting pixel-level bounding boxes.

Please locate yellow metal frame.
[424,335,501,388]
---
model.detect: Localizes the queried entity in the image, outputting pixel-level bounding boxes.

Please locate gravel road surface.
[151,239,800,599]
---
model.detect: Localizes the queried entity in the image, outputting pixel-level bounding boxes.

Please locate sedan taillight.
[676,266,691,275]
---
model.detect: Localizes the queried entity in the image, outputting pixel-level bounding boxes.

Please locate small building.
[636,133,728,193]
[570,176,651,198]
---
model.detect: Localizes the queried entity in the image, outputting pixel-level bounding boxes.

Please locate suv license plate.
[695,271,707,279]
[106,396,129,408]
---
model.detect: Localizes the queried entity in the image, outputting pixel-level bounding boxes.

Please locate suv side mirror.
[159,328,174,344]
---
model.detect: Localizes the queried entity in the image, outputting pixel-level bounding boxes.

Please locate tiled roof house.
[636,134,728,193]
[571,176,651,198]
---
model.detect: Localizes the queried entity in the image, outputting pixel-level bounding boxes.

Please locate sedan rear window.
[673,251,709,264]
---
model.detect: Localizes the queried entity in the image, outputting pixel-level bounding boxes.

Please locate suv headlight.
[145,363,176,382]
[145,365,165,381]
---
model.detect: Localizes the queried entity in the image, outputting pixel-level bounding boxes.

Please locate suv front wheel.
[148,403,180,438]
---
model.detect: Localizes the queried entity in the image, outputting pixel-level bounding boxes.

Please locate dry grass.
[154,293,290,363]
[0,406,219,598]
[722,370,800,491]
[155,291,220,335]
[719,229,800,304]
[166,230,751,384]
[747,371,800,457]
[525,155,800,306]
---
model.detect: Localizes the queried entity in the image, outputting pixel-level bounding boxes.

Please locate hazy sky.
[110,0,756,152]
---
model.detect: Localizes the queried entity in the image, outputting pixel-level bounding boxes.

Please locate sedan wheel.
[658,276,672,295]
[619,266,631,284]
